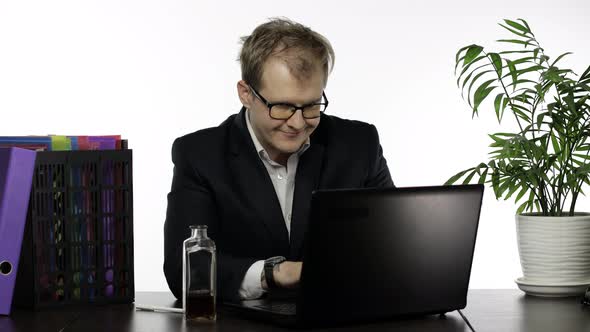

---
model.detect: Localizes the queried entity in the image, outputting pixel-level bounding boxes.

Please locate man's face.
[240,56,324,163]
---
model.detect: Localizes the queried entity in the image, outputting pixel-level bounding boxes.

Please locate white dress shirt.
[238,109,310,300]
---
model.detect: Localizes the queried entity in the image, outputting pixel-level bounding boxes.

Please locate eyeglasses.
[249,85,329,120]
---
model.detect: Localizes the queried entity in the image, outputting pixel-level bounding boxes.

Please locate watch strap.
[264,263,278,289]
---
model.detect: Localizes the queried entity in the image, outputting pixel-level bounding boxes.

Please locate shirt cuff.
[238,260,266,300]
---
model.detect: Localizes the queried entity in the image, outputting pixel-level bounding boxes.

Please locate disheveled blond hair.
[239,17,335,90]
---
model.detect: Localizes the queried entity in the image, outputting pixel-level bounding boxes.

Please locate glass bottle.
[183,225,217,321]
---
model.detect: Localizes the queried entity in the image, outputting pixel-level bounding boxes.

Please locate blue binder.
[0,147,36,315]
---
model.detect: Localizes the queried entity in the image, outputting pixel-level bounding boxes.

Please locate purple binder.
[0,147,36,315]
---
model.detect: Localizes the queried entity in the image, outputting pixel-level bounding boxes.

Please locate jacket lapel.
[289,145,324,259]
[289,115,329,259]
[228,108,290,252]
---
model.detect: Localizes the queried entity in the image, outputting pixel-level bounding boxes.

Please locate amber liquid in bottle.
[186,291,215,320]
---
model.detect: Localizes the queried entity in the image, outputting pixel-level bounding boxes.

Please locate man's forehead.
[259,57,326,103]
[258,85,324,105]
[263,53,324,78]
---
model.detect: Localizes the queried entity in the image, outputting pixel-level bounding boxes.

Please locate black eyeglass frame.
[249,85,329,120]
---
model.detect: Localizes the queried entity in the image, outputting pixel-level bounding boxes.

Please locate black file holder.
[13,150,134,309]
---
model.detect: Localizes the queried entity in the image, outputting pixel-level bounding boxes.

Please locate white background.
[1,0,589,292]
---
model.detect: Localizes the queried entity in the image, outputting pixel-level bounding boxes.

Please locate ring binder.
[0,148,37,315]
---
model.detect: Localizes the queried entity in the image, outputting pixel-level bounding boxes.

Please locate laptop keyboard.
[254,302,296,315]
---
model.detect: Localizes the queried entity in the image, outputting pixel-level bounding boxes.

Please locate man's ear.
[237,80,253,109]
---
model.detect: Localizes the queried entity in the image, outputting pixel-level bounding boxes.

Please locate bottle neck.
[191,227,207,239]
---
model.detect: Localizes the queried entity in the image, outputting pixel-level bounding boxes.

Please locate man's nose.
[286,109,306,130]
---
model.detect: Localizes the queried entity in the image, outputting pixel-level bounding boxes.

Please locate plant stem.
[488,50,548,214]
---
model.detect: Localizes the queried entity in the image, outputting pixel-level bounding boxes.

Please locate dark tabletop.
[2,290,589,332]
[462,289,590,332]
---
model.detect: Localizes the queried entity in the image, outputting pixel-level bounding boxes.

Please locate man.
[164,18,393,302]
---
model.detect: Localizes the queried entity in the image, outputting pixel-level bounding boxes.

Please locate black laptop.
[224,184,484,327]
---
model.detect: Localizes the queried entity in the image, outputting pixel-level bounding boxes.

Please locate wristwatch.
[264,256,286,290]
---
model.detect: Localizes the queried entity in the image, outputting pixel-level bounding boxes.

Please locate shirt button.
[277,174,284,180]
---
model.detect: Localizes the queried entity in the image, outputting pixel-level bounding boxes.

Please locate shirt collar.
[245,109,310,161]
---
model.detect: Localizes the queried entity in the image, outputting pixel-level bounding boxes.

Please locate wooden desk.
[2,290,589,331]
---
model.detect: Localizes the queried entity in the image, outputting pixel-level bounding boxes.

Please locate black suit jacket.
[164,107,394,301]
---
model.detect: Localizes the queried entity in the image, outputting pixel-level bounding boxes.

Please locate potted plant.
[446,18,590,297]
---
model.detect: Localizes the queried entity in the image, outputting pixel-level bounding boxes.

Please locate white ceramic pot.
[516,213,590,284]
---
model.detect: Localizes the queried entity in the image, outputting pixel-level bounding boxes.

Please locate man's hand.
[274,261,302,289]
[261,261,302,290]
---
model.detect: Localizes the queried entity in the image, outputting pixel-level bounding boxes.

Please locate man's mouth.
[280,130,302,138]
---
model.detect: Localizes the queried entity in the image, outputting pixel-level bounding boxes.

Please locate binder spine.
[0,148,36,315]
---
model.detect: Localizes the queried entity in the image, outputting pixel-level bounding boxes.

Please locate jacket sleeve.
[163,137,258,302]
[364,124,395,188]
